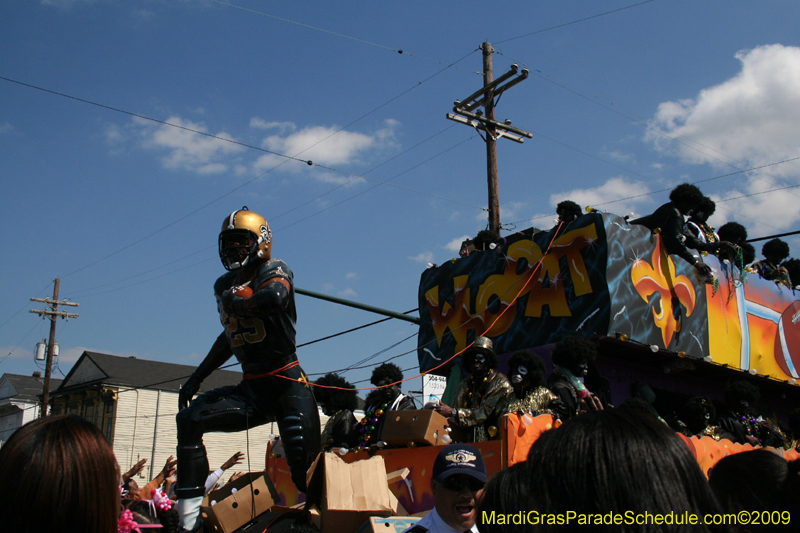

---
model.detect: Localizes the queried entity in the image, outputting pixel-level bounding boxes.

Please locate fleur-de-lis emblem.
[631,235,696,346]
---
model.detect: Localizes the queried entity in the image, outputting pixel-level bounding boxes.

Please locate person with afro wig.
[358,363,416,448]
[547,335,604,420]
[782,257,800,289]
[314,373,360,450]
[435,336,512,442]
[684,196,736,257]
[501,350,561,419]
[679,396,733,442]
[751,238,792,285]
[717,221,756,267]
[631,183,712,277]
[718,380,786,447]
[556,200,582,225]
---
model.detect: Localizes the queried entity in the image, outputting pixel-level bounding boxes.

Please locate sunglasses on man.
[440,475,485,493]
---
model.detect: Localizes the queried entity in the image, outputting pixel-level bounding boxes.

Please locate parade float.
[260,211,799,532]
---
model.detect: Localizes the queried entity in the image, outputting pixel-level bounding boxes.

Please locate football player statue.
[175,207,321,533]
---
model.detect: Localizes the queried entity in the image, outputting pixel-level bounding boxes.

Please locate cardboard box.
[380,410,453,447]
[200,472,280,533]
[356,516,421,533]
[305,453,398,533]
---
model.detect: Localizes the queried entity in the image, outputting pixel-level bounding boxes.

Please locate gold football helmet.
[219,207,272,270]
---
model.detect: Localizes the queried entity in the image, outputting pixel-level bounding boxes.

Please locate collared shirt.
[401,508,478,533]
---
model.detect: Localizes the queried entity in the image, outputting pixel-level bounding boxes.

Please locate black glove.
[179,374,201,411]
[220,289,238,314]
[220,289,248,317]
[695,262,712,277]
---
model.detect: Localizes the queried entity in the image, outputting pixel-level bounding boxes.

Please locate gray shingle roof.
[1,374,62,402]
[54,351,241,395]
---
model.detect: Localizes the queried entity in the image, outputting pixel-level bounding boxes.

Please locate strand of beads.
[358,402,388,448]
[740,414,761,444]
[463,374,489,407]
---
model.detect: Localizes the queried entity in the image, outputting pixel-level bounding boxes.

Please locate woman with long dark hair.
[0,415,120,533]
[526,408,727,532]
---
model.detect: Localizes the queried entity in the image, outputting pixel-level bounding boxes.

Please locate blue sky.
[3,0,800,398]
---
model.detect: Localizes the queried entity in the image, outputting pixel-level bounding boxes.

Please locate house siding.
[114,386,325,485]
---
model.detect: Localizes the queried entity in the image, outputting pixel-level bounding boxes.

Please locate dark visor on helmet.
[219,229,259,271]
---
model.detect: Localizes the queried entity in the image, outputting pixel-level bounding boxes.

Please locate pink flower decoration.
[118,509,141,533]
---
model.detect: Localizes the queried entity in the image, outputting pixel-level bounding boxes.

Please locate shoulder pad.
[214,272,237,297]
[263,259,293,279]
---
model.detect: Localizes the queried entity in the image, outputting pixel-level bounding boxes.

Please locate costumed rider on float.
[174,207,321,533]
[359,363,416,449]
[434,336,512,442]
[630,183,713,280]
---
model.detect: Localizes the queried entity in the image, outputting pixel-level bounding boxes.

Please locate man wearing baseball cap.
[403,443,487,533]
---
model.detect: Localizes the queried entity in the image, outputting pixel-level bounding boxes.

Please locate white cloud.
[646,44,800,173]
[338,288,358,298]
[500,201,525,222]
[345,272,358,280]
[0,346,32,361]
[104,123,124,144]
[253,119,400,173]
[550,177,654,218]
[41,0,95,8]
[646,44,800,230]
[0,122,14,134]
[135,115,245,174]
[306,171,365,187]
[445,235,471,252]
[606,150,633,163]
[409,251,434,263]
[56,346,86,364]
[250,118,296,133]
[125,115,399,179]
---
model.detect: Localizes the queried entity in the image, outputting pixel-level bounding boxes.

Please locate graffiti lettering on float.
[425,225,598,351]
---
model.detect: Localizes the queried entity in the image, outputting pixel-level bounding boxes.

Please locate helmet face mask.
[219,207,272,271]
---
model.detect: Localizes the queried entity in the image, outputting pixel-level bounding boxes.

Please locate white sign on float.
[422,374,447,406]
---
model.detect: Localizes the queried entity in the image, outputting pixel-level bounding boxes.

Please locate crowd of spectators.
[3,377,798,532]
[476,406,800,533]
[0,414,252,533]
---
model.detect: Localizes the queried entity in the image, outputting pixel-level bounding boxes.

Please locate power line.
[297,310,417,349]
[207,0,482,75]
[62,130,479,298]
[0,320,42,367]
[270,124,459,222]
[493,51,800,208]
[1,73,483,283]
[501,153,800,231]
[0,282,52,332]
[495,0,657,45]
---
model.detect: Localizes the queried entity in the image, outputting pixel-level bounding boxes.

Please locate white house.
[0,373,62,446]
[47,351,334,485]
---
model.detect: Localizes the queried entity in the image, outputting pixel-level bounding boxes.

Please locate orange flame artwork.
[631,235,696,347]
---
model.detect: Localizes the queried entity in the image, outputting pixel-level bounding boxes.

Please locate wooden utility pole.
[30,278,79,417]
[447,41,532,235]
[483,43,500,235]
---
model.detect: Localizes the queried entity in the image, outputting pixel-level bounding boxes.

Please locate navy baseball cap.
[432,443,487,483]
